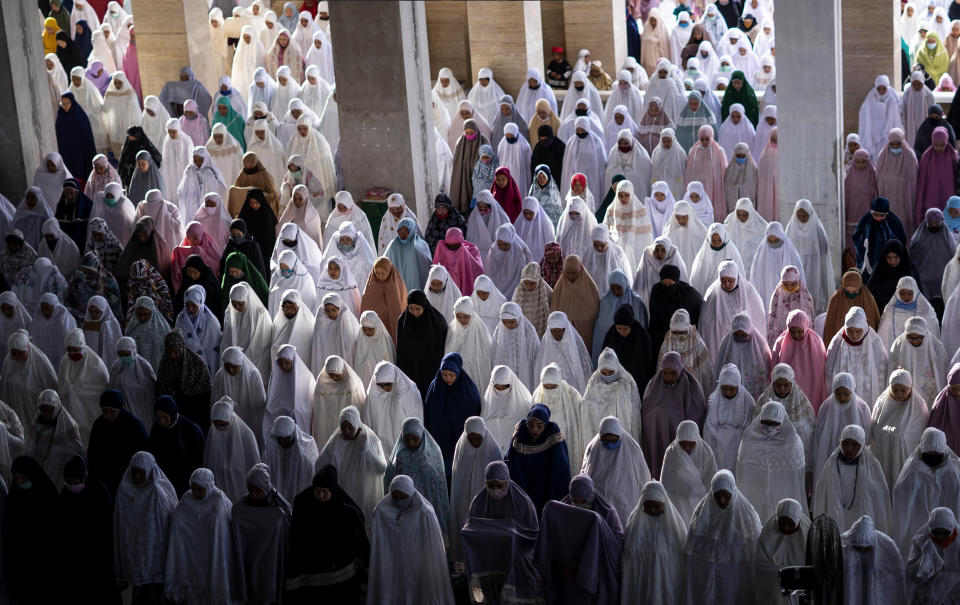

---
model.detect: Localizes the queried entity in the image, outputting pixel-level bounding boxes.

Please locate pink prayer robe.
[915,126,959,228]
[432,227,484,295]
[756,133,778,221]
[771,311,827,413]
[684,134,728,222]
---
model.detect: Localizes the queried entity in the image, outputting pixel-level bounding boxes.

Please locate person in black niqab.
[865,239,918,309]
[286,464,369,604]
[147,394,205,496]
[529,124,566,186]
[237,188,278,270]
[87,389,149,495]
[174,253,222,320]
[117,125,162,186]
[3,456,60,603]
[219,218,268,281]
[396,289,448,398]
[601,304,655,395]
[647,264,703,350]
[56,91,97,178]
[57,455,122,604]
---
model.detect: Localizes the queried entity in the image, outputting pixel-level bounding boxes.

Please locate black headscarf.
[115,215,161,298]
[423,351,483,479]
[919,104,957,158]
[54,177,93,251]
[56,91,97,178]
[865,239,918,308]
[396,289,449,398]
[147,394,206,495]
[505,404,571,513]
[73,19,93,60]
[174,253,222,320]
[87,389,149,495]
[219,218,268,280]
[286,465,369,600]
[56,455,119,601]
[601,304,655,395]
[155,329,213,432]
[55,30,85,72]
[716,0,742,28]
[530,125,566,185]
[3,456,60,601]
[647,264,703,350]
[117,126,162,186]
[237,189,278,269]
[424,193,467,254]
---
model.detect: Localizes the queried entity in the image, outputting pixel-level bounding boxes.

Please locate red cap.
[551,46,565,54]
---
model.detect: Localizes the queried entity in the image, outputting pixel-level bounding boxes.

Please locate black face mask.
[574,84,584,91]
[529,82,540,90]
[576,131,589,139]
[574,108,588,116]
[243,166,259,175]
[921,452,945,467]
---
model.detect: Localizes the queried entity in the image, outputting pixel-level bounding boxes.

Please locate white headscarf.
[689,222,746,296]
[479,365,529,455]
[311,354,366,443]
[700,260,768,355]
[361,361,423,449]
[447,416,502,560]
[532,362,585,473]
[485,223,533,297]
[583,348,643,440]
[264,344,315,440]
[466,192,511,265]
[723,196,768,268]
[56,327,109,444]
[311,292,359,372]
[888,316,948,406]
[270,288,315,366]
[269,249,318,316]
[211,346,267,450]
[496,122,533,195]
[353,310,395,386]
[202,397,261,502]
[467,67,506,126]
[489,301,540,392]
[432,67,467,121]
[534,311,592,393]
[581,415,652,524]
[602,179,654,270]
[106,336,156,425]
[632,235,689,305]
[320,220,376,288]
[621,481,688,605]
[662,200,708,269]
[221,281,274,381]
[515,67,558,123]
[877,276,941,348]
[857,74,904,159]
[160,119,194,205]
[80,294,123,368]
[870,369,931,489]
[314,254,362,318]
[811,372,873,485]
[748,221,807,309]
[514,196,555,263]
[824,307,890,409]
[754,498,811,603]
[174,285,221,374]
[101,71,142,152]
[27,291,76,366]
[840,515,908,604]
[556,195,600,260]
[444,296,493,391]
[261,414,319,503]
[561,116,609,205]
[424,264,463,323]
[662,419,719,524]
[703,364,755,472]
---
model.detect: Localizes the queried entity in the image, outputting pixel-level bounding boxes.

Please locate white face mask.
[928,41,939,50]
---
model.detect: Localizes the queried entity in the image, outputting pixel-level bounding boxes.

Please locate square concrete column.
[425,1,471,85]
[0,0,56,201]
[131,0,219,98]
[465,2,543,96]
[841,0,901,137]
[330,1,438,225]
[775,0,844,276]
[563,0,627,78]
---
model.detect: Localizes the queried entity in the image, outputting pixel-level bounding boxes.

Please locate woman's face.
[495,174,507,188]
[886,252,901,267]
[137,159,149,172]
[572,180,584,195]
[662,136,673,149]
[773,378,792,398]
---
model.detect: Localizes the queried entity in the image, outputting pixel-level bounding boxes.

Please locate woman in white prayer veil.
[561,116,609,203]
[753,498,811,604]
[688,221,746,296]
[316,405,388,535]
[247,118,286,183]
[813,423,893,534]
[632,236,688,304]
[621,480,688,605]
[248,69,278,118]
[444,296,493,391]
[174,285,221,373]
[490,301,540,391]
[321,223,375,300]
[908,508,960,604]
[57,327,108,444]
[70,67,107,150]
[45,53,68,93]
[177,147,227,222]
[870,368,931,489]
[496,122,532,195]
[289,9,319,57]
[113,451,178,596]
[222,281,273,381]
[858,75,904,159]
[662,200,707,269]
[736,401,808,522]
[299,65,332,118]
[159,119,193,206]
[264,344,314,440]
[716,103,757,161]
[560,71,602,122]
[532,361,584,473]
[811,373,872,485]
[662,419,719,524]
[424,264,462,323]
[310,292,358,372]
[368,474,455,604]
[314,256,361,318]
[277,184,323,244]
[756,362,816,457]
[700,260,767,356]
[37,218,80,279]
[80,295,123,367]
[467,68,505,127]
[581,227,631,295]
[27,292,75,365]
[433,67,466,127]
[283,115,336,203]
[583,348,642,439]
[269,251,317,316]
[354,310,394,385]
[448,416,502,561]
[106,336,156,425]
[681,469,763,604]
[272,222,324,281]
[469,275,505,332]
[205,123,244,188]
[841,514,908,605]
[748,221,807,309]
[485,223,533,298]
[704,363,756,472]
[602,178,654,269]
[202,397,260,502]
[877,276,941,347]
[784,199,834,313]
[311,354,366,441]
[164,467,234,605]
[888,316,948,406]
[825,307,889,408]
[604,130,654,202]
[325,191,374,247]
[581,415,651,524]
[26,389,81,488]
[892,427,960,556]
[362,361,423,455]
[210,346,266,449]
[262,414,318,503]
[269,66,301,118]
[514,196,555,263]
[644,59,685,122]
[102,72,142,156]
[480,365,530,455]
[447,99,493,153]
[535,311,592,393]
[466,191,510,264]
[0,291,31,354]
[515,67,558,124]
[603,71,644,124]
[605,104,641,153]
[556,195,599,260]
[270,288,314,363]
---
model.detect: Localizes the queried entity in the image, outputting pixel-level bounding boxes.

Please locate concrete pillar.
[330,1,438,225]
[425,1,471,86]
[775,0,844,276]
[465,2,543,96]
[541,2,566,69]
[131,0,219,99]
[563,0,627,79]
[0,0,57,201]
[840,0,901,137]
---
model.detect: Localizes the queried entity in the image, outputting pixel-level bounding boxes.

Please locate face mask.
[18,481,32,490]
[679,21,689,27]
[204,205,218,215]
[67,352,83,361]
[576,131,588,139]
[574,108,588,116]
[290,169,301,178]
[66,483,85,494]
[120,355,135,366]
[921,452,945,467]
[761,424,782,437]
[618,143,632,153]
[280,268,294,278]
[928,42,938,50]
[707,14,717,20]
[478,206,491,215]
[337,241,356,253]
[243,166,258,175]
[487,486,509,499]
[464,132,478,141]
[104,195,118,207]
[601,439,621,450]
[735,157,747,165]
[599,371,618,384]
[890,147,903,155]
[843,288,860,299]
[394,495,414,510]
[505,136,517,144]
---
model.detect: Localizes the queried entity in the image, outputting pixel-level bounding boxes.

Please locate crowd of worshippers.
[9,0,960,603]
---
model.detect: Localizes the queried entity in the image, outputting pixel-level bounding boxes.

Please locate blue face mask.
[679,21,689,27]
[601,439,621,450]
[120,355,135,366]
[337,241,356,254]
[735,157,747,165]
[104,195,118,207]
[17,481,32,490]
[889,147,903,155]
[281,267,294,278]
